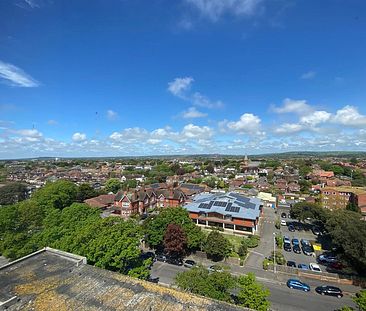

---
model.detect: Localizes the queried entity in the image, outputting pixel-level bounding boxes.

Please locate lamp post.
[273,232,276,274]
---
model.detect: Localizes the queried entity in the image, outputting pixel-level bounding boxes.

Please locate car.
[298,264,309,270]
[302,245,314,256]
[155,254,167,262]
[167,257,183,266]
[287,279,310,292]
[183,259,196,268]
[287,261,296,268]
[315,286,343,298]
[309,263,322,272]
[147,276,159,283]
[208,265,224,273]
[281,212,287,218]
[294,222,303,231]
[292,238,299,246]
[300,239,311,247]
[283,236,291,244]
[328,261,346,270]
[141,251,155,261]
[281,219,287,226]
[317,254,337,264]
[284,242,292,252]
[293,245,301,254]
[312,226,322,236]
[288,224,295,232]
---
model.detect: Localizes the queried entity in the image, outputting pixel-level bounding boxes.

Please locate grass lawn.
[223,234,245,250]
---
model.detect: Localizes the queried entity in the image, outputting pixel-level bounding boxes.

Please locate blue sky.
[0,0,366,158]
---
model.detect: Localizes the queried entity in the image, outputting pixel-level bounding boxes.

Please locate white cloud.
[0,60,40,87]
[16,129,43,138]
[167,77,194,96]
[147,139,162,145]
[181,107,208,118]
[24,0,40,8]
[300,110,331,126]
[168,77,224,109]
[226,113,263,135]
[181,123,213,139]
[47,119,58,125]
[274,123,303,134]
[301,71,316,80]
[272,98,312,115]
[332,105,366,127]
[72,132,87,142]
[185,0,263,21]
[107,110,118,121]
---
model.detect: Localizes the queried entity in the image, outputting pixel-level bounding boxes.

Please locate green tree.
[236,273,270,311]
[105,178,122,193]
[32,180,78,210]
[76,183,97,202]
[290,202,328,223]
[144,207,204,250]
[238,242,248,259]
[0,182,28,205]
[354,290,366,311]
[205,230,231,261]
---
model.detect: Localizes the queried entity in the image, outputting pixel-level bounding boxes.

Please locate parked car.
[327,262,346,270]
[147,276,159,283]
[281,212,287,218]
[287,279,310,292]
[283,236,291,244]
[183,259,196,268]
[167,257,183,266]
[287,261,296,268]
[284,242,292,252]
[293,245,301,254]
[294,222,303,231]
[315,286,343,298]
[309,263,322,272]
[288,224,295,232]
[292,238,299,246]
[141,251,155,261]
[312,226,322,236]
[208,265,224,273]
[281,219,287,226]
[302,245,314,256]
[298,264,309,270]
[155,254,167,262]
[317,254,337,264]
[301,239,311,247]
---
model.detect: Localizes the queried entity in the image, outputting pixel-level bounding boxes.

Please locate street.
[150,261,355,311]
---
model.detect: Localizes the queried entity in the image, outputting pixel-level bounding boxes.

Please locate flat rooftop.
[0,248,246,311]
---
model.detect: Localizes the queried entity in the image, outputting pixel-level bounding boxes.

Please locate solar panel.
[225,203,232,211]
[198,203,211,209]
[225,204,240,213]
[213,201,227,207]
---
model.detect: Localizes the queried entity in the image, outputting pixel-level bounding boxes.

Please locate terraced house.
[183,192,263,235]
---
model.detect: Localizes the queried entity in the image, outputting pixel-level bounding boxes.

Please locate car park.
[309,263,322,272]
[281,219,287,226]
[284,242,292,252]
[315,286,343,298]
[183,259,196,268]
[287,261,296,268]
[166,257,183,266]
[287,279,310,292]
[298,264,309,270]
[293,245,301,254]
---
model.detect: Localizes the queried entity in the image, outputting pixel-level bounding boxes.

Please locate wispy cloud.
[24,0,40,9]
[0,60,40,87]
[107,110,118,121]
[72,132,87,142]
[168,76,224,109]
[184,0,263,22]
[181,107,208,118]
[300,70,316,80]
[47,119,58,126]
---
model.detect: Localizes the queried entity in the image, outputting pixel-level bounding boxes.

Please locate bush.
[238,243,248,259]
[275,218,281,229]
[270,251,286,265]
[263,258,270,270]
[275,234,283,248]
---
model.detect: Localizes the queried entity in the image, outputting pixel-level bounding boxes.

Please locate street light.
[273,232,276,274]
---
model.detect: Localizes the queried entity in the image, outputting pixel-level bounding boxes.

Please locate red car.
[328,262,346,270]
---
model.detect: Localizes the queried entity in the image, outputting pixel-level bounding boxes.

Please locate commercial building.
[183,192,263,235]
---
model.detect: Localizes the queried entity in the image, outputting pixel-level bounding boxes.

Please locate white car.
[281,219,287,226]
[309,263,322,272]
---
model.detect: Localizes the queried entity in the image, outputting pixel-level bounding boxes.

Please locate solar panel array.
[198,201,214,209]
[225,204,240,213]
[229,192,249,203]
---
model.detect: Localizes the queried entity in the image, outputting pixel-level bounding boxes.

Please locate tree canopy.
[205,230,231,261]
[163,223,187,257]
[0,182,28,205]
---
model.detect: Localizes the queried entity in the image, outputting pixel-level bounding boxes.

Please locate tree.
[163,224,187,257]
[32,180,78,210]
[175,266,235,302]
[104,178,122,193]
[206,164,215,174]
[346,202,360,213]
[290,202,328,223]
[76,183,97,202]
[238,242,248,259]
[0,182,28,205]
[144,207,204,250]
[353,290,366,311]
[205,230,231,261]
[236,273,270,311]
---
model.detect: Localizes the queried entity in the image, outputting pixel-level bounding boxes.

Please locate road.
[150,261,354,311]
